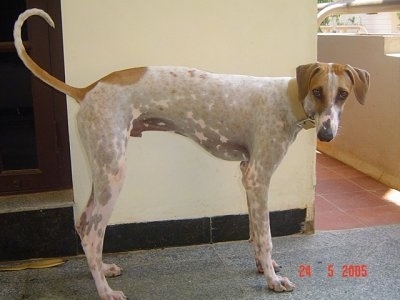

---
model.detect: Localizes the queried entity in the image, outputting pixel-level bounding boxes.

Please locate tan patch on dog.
[79,67,148,100]
[101,67,147,86]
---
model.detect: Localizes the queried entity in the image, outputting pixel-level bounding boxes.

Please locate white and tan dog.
[14,9,369,300]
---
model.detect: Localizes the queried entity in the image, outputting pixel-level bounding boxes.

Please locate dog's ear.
[296,63,322,101]
[345,65,370,105]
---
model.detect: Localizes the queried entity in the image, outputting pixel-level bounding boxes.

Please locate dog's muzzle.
[317,119,334,142]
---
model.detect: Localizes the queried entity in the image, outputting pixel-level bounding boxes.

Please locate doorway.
[0,0,71,194]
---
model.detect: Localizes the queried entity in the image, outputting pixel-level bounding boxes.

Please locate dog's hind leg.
[240,161,254,243]
[75,158,128,299]
[75,153,128,298]
[74,102,132,299]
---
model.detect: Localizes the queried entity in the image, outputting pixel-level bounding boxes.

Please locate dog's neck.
[287,78,315,130]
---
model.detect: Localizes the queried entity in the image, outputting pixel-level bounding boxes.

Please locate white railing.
[320,25,368,33]
[318,0,400,26]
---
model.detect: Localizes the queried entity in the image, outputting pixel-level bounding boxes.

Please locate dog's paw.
[102,263,123,277]
[100,290,127,300]
[268,275,295,292]
[272,259,282,272]
[255,259,264,273]
[255,259,281,273]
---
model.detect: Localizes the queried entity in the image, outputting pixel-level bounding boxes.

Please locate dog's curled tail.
[14,9,84,102]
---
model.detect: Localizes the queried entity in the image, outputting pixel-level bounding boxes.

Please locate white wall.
[61,0,317,225]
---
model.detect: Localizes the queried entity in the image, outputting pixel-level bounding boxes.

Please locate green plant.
[318,0,338,26]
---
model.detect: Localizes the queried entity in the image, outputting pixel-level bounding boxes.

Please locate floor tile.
[315,195,338,212]
[316,166,342,180]
[349,176,389,191]
[315,152,400,231]
[315,209,365,230]
[316,153,342,168]
[348,205,400,226]
[329,165,365,179]
[322,190,388,210]
[372,189,400,206]
[316,178,364,195]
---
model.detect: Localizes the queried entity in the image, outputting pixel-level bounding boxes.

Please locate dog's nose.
[317,120,334,142]
[318,130,334,142]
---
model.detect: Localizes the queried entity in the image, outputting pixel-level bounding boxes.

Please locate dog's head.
[296,63,370,142]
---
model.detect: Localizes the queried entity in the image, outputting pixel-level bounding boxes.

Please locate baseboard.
[0,207,306,260]
[102,208,307,253]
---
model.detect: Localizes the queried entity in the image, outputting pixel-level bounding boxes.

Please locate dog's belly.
[125,68,264,161]
[130,117,249,161]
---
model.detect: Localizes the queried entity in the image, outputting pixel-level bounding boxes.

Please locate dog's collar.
[296,116,316,130]
[288,79,316,130]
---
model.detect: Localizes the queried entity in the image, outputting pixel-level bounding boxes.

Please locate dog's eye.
[338,90,349,100]
[312,88,322,99]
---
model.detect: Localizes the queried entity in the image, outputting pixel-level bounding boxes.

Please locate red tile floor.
[315,151,400,230]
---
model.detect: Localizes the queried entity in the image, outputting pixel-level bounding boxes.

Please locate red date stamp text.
[299,264,368,278]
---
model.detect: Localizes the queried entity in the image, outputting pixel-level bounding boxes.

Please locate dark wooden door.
[0,0,71,194]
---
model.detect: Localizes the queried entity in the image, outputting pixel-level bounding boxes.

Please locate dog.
[14,9,369,300]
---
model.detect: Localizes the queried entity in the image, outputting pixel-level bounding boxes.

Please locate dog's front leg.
[240,161,281,274]
[241,160,295,292]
